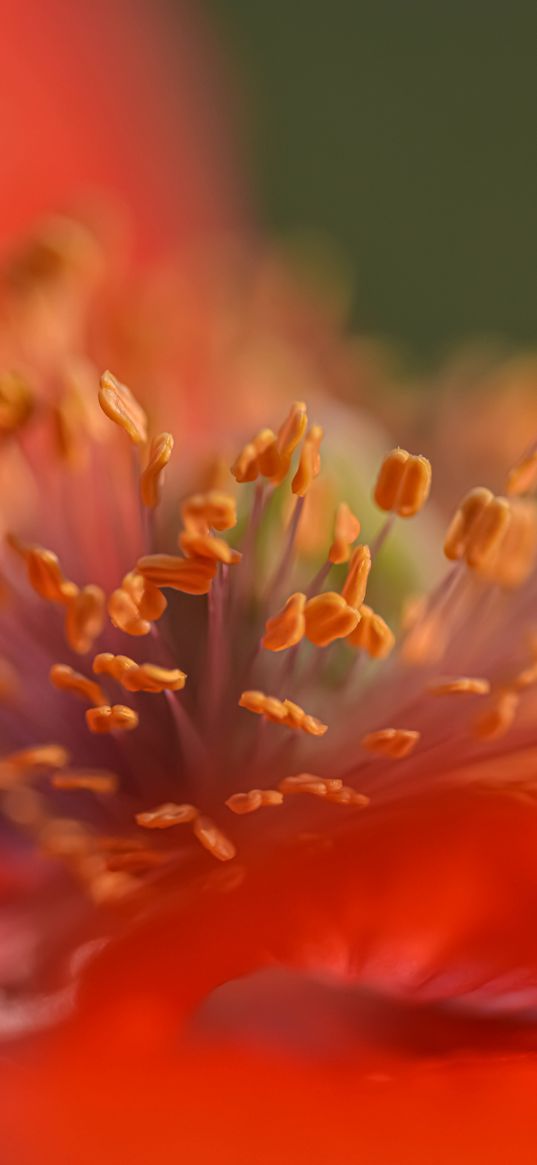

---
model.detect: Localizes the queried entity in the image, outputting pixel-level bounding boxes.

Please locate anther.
[444,488,512,571]
[278,774,343,796]
[135,802,198,829]
[328,502,361,564]
[239,690,328,734]
[304,592,360,647]
[93,653,186,693]
[341,544,371,610]
[179,531,241,565]
[361,728,420,758]
[0,371,34,435]
[64,585,105,654]
[137,554,216,594]
[51,770,119,795]
[25,547,77,604]
[292,424,323,496]
[231,429,277,483]
[86,705,139,734]
[140,432,174,508]
[428,676,490,696]
[473,689,519,740]
[182,490,237,533]
[506,450,537,497]
[263,592,306,651]
[226,789,283,814]
[192,815,237,862]
[347,604,395,659]
[4,744,70,772]
[374,448,431,517]
[50,663,106,706]
[98,370,148,446]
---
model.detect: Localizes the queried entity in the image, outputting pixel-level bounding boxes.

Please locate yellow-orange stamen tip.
[140,432,174,509]
[341,544,371,610]
[24,546,76,605]
[182,490,237,533]
[263,592,306,651]
[473,690,519,740]
[231,429,277,484]
[374,448,431,517]
[85,705,139,734]
[51,769,119,795]
[304,592,360,647]
[98,370,148,446]
[5,744,70,772]
[50,663,106,707]
[239,690,327,735]
[292,424,324,497]
[506,450,537,497]
[361,728,420,758]
[444,488,513,572]
[65,584,105,654]
[93,652,186,694]
[137,554,216,594]
[226,789,283,815]
[428,676,491,696]
[135,802,198,829]
[328,502,361,564]
[347,603,395,659]
[279,774,343,797]
[192,815,236,862]
[179,531,241,565]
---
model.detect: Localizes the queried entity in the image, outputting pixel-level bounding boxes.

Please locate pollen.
[50,663,106,707]
[226,789,283,814]
[263,592,306,651]
[239,690,328,735]
[86,705,139,734]
[137,554,216,594]
[192,815,237,862]
[65,584,105,654]
[428,676,491,696]
[341,544,371,610]
[304,592,360,647]
[178,531,241,565]
[51,769,119,795]
[374,448,432,517]
[328,502,361,564]
[361,728,420,758]
[140,432,174,508]
[292,424,324,497]
[98,370,148,446]
[182,490,237,533]
[93,653,186,693]
[135,802,198,829]
[347,604,395,659]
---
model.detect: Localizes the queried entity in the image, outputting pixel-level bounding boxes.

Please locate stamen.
[23,546,77,604]
[86,705,139,734]
[361,728,420,758]
[263,592,306,651]
[137,554,216,594]
[444,487,513,571]
[278,774,343,796]
[4,744,70,772]
[179,531,241,565]
[93,653,186,693]
[428,676,491,696]
[239,690,328,735]
[98,370,148,446]
[341,544,371,610]
[374,448,432,517]
[512,662,537,691]
[135,802,198,829]
[140,433,174,508]
[182,490,237,532]
[0,371,34,435]
[328,502,361,565]
[304,592,360,647]
[291,424,323,496]
[108,572,168,636]
[64,585,105,654]
[347,604,395,659]
[51,770,119,794]
[473,689,519,740]
[50,663,106,706]
[192,815,237,862]
[226,789,283,814]
[108,587,152,637]
[478,499,537,588]
[231,429,277,483]
[506,449,537,497]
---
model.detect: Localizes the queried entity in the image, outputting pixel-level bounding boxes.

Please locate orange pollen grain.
[98,370,148,446]
[182,490,237,533]
[239,690,328,735]
[263,592,306,651]
[226,789,283,814]
[374,448,432,517]
[428,676,491,696]
[346,604,395,659]
[137,554,216,595]
[179,531,241,565]
[292,424,324,497]
[135,802,198,829]
[64,585,105,654]
[51,769,119,795]
[86,705,139,734]
[140,433,174,509]
[50,663,106,706]
[361,728,420,758]
[192,815,237,862]
[304,592,360,647]
[328,502,361,564]
[341,544,371,609]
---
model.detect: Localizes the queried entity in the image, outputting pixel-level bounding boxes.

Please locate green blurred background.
[207,0,537,363]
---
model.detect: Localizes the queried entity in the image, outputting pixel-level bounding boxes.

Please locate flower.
[1,237,537,1162]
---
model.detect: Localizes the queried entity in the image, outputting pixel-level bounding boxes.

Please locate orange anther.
[98,370,148,446]
[108,587,151,637]
[292,424,324,497]
[473,689,519,740]
[512,662,537,691]
[50,663,106,706]
[361,728,420,758]
[51,769,119,795]
[506,450,537,497]
[231,429,277,483]
[374,448,431,517]
[239,690,328,735]
[137,554,216,594]
[192,815,237,862]
[347,604,395,659]
[276,401,308,459]
[5,744,70,771]
[326,785,370,807]
[479,499,537,589]
[328,502,361,565]
[182,490,237,533]
[64,584,105,654]
[304,592,360,647]
[93,653,186,694]
[86,705,139,734]
[278,774,342,797]
[0,371,34,435]
[136,802,198,829]
[263,592,306,651]
[341,544,371,610]
[179,531,241,565]
[140,432,174,508]
[25,547,77,604]
[226,789,283,814]
[282,698,328,736]
[428,676,490,696]
[465,496,511,570]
